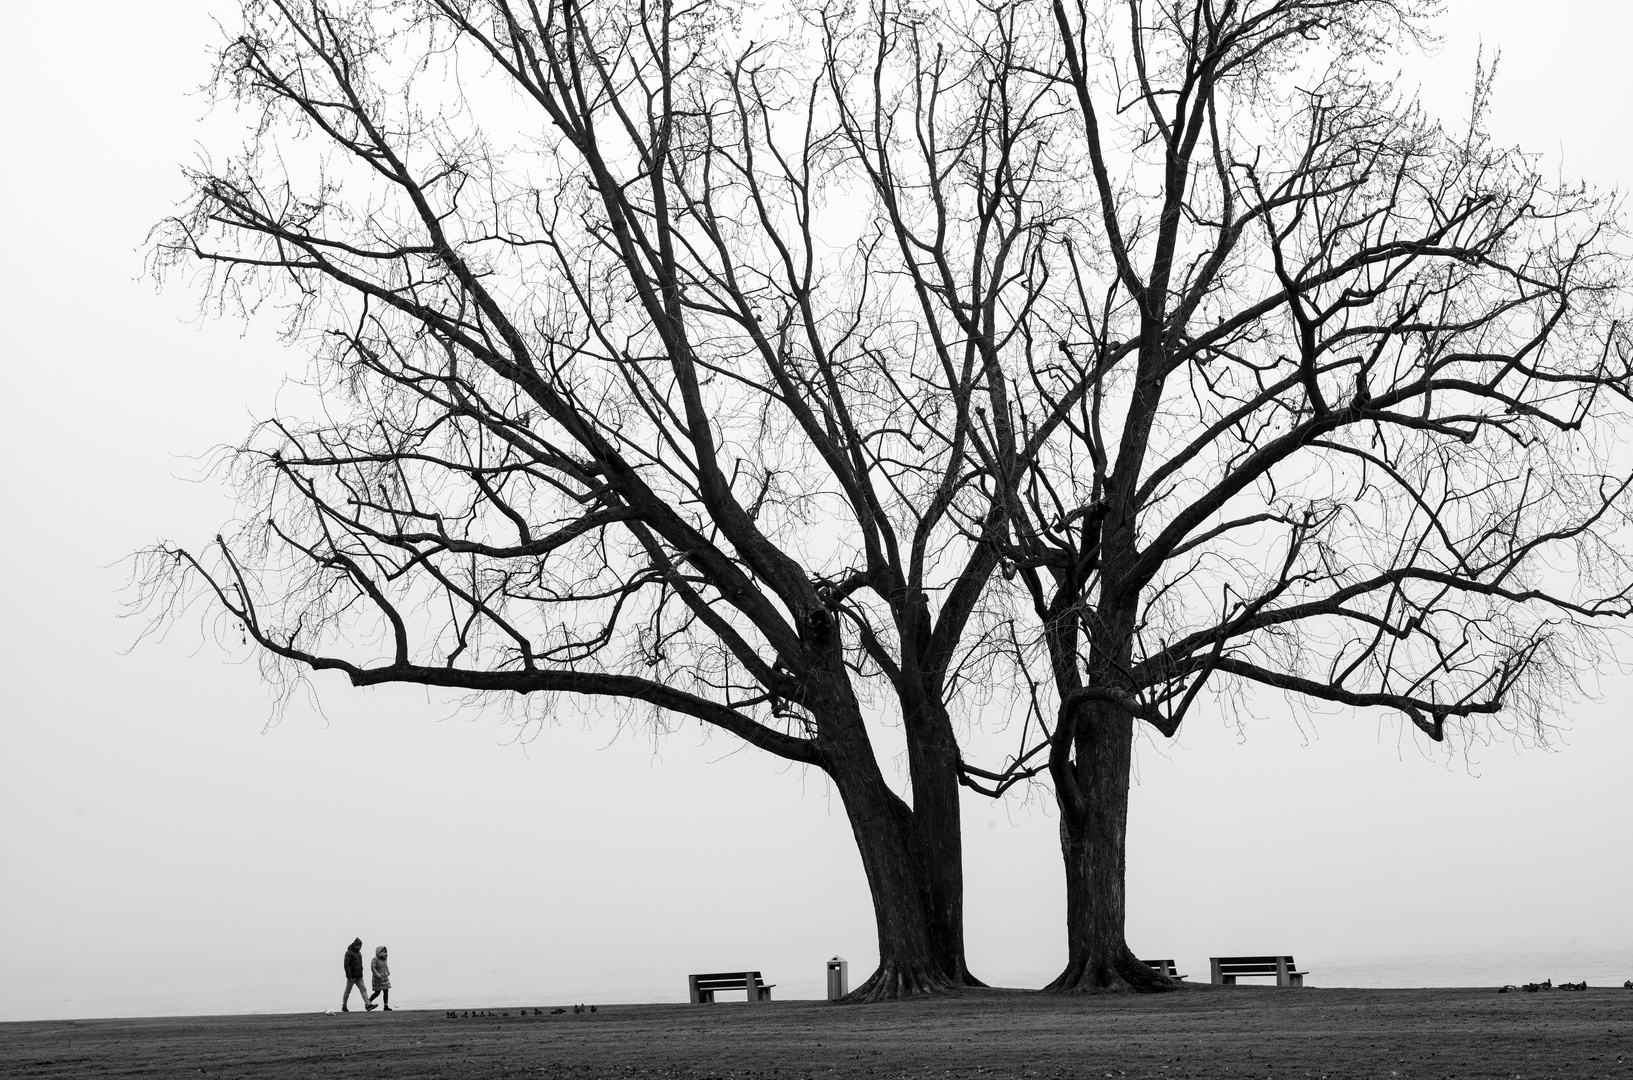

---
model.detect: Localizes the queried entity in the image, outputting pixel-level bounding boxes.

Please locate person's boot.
[365,1002,378,1011]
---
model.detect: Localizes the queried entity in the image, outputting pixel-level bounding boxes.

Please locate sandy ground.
[2,985,1629,1079]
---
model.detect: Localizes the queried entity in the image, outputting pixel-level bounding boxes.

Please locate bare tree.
[956,0,1633,990]
[140,0,1631,1001]
[136,0,1084,999]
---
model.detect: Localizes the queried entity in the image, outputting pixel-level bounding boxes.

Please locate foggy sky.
[2,0,1630,1021]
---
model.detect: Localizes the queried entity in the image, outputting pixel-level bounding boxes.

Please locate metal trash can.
[826,956,849,1001]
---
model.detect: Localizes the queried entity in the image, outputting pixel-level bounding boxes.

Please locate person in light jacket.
[342,938,376,1012]
[368,945,393,1011]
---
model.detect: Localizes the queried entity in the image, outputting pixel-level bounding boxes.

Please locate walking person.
[368,946,393,1011]
[343,938,377,1012]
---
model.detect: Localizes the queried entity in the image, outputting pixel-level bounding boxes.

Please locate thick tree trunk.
[1045,703,1173,993]
[818,701,961,1002]
[905,698,984,988]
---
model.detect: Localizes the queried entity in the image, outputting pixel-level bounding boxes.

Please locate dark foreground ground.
[3,985,1629,1079]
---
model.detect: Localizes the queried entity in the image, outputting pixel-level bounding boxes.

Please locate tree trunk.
[1045,702,1173,993]
[904,700,984,987]
[818,702,961,1001]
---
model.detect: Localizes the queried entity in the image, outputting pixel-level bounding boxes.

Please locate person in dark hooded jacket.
[343,938,376,1012]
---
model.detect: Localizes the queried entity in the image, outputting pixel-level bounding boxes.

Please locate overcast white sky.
[2,1,1631,1022]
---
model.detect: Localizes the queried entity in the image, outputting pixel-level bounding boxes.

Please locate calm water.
[5,949,1630,1022]
[1313,949,1633,989]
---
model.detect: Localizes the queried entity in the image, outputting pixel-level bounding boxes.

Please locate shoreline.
[13,945,1631,1025]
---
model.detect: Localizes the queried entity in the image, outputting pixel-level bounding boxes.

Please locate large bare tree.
[139,0,1633,1001]
[955,0,1633,990]
[137,0,1086,999]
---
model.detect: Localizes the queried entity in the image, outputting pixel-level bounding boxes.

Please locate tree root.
[1043,949,1176,994]
[942,957,987,989]
[843,961,962,1002]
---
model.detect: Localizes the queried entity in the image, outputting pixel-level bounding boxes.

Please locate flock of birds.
[1496,979,1632,992]
[443,1005,598,1018]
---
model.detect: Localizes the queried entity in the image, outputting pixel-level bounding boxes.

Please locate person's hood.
[349,939,363,951]
[375,946,388,960]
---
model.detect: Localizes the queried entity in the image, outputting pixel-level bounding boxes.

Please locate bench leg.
[1289,973,1303,988]
[745,974,760,1004]
[1210,959,1223,985]
[688,976,701,1004]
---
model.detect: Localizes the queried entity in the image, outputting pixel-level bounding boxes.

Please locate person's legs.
[381,989,391,1010]
[344,978,376,1010]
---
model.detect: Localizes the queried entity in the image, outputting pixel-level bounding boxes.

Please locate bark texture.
[828,755,960,1002]
[807,665,965,1002]
[905,698,985,988]
[1045,702,1171,993]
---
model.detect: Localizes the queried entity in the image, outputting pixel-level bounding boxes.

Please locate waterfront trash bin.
[826,957,849,1001]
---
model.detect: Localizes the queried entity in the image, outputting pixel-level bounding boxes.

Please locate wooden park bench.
[687,970,775,1003]
[1209,955,1307,987]
[1142,959,1186,980]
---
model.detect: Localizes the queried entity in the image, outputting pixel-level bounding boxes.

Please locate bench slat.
[1215,956,1291,966]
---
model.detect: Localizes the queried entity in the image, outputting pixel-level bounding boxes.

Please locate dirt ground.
[3,985,1629,1079]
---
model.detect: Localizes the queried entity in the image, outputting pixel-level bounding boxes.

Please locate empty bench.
[688,970,775,1003]
[1143,959,1186,981]
[1210,955,1307,987]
